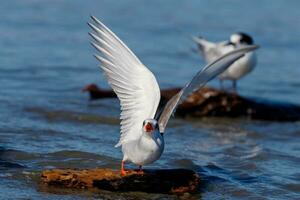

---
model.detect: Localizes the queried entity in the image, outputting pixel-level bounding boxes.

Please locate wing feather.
[89,16,160,147]
[193,36,234,63]
[157,45,259,133]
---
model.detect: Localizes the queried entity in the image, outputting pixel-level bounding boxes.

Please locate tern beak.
[144,123,154,133]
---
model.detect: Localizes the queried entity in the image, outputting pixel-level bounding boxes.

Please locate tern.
[88,16,258,175]
[193,32,257,91]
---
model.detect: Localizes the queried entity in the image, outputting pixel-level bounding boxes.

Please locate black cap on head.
[238,32,253,44]
[230,32,254,45]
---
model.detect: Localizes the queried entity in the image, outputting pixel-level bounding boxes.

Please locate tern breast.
[219,52,257,80]
[121,131,164,166]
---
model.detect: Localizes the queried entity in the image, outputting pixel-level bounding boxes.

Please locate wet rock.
[82,84,117,99]
[82,84,300,121]
[176,87,300,121]
[82,83,181,101]
[41,168,200,194]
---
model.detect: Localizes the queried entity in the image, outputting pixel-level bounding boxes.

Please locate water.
[0,0,300,199]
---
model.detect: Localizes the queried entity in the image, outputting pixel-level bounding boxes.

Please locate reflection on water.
[1,0,300,199]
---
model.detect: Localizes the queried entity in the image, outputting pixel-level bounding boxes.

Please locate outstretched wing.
[157,45,259,133]
[192,36,221,63]
[193,36,234,63]
[88,16,160,147]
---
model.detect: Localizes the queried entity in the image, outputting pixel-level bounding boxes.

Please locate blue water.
[0,0,300,199]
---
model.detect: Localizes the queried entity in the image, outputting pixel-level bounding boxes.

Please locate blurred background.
[0,0,300,199]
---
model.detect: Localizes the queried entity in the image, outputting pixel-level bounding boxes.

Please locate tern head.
[142,119,158,134]
[229,32,254,46]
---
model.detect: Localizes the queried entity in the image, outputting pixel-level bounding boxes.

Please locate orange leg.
[121,160,127,176]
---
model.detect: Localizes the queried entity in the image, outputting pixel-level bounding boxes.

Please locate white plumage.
[88,17,161,148]
[193,32,257,90]
[88,16,259,174]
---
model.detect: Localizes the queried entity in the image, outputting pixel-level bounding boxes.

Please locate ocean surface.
[0,0,300,199]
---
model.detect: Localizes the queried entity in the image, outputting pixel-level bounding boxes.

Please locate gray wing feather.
[158,45,259,133]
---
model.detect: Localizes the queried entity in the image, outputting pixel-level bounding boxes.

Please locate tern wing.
[157,45,259,133]
[88,16,160,147]
[192,36,222,63]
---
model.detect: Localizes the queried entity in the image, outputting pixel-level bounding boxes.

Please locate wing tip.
[90,41,96,48]
[89,32,101,44]
[192,36,205,43]
[90,15,105,28]
[93,53,101,61]
[90,15,97,21]
[87,21,95,31]
[90,15,98,23]
[192,35,202,41]
[232,45,259,57]
[251,44,260,50]
[87,17,103,33]
[114,142,121,148]
[90,42,100,52]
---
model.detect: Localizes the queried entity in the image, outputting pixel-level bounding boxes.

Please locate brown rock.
[82,84,117,99]
[41,168,200,194]
[82,84,300,121]
[176,87,300,121]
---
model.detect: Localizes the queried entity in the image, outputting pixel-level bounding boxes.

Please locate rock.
[41,168,200,194]
[82,84,117,99]
[82,84,300,121]
[176,87,300,121]
[82,83,181,102]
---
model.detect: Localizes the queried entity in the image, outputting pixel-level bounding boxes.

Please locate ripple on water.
[1,0,300,199]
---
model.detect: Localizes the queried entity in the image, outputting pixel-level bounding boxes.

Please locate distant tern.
[88,16,258,175]
[193,32,257,91]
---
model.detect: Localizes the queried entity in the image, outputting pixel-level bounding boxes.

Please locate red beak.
[145,123,154,132]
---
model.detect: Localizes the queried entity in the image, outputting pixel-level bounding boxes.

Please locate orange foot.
[121,169,128,176]
[120,160,128,176]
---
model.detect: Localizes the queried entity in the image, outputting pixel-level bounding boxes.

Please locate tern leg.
[121,160,127,176]
[137,165,144,175]
[219,79,224,90]
[232,80,237,93]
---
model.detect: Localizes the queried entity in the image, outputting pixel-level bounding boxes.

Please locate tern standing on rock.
[88,16,259,175]
[193,32,257,91]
